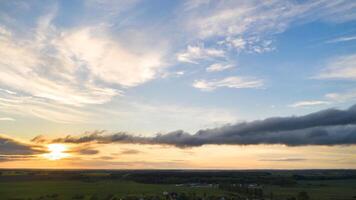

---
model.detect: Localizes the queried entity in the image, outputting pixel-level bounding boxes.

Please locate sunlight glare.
[44,144,69,160]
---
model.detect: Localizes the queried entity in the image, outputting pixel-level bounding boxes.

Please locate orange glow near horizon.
[43,144,69,160]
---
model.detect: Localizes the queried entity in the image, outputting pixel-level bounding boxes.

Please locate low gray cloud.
[0,155,36,163]
[77,149,99,155]
[121,149,142,155]
[0,135,46,155]
[259,158,307,162]
[36,104,356,147]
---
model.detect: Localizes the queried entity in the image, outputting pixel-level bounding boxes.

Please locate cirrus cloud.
[193,76,263,91]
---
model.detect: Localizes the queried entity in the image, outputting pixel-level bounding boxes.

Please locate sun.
[44,144,69,160]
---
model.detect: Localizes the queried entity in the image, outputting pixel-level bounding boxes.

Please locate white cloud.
[290,90,356,109]
[193,76,263,91]
[219,37,275,53]
[0,117,15,121]
[58,28,165,87]
[0,9,171,123]
[0,88,16,95]
[226,37,246,50]
[177,44,225,64]
[289,101,330,108]
[325,91,356,103]
[206,63,234,72]
[183,0,355,55]
[188,0,356,39]
[0,12,167,107]
[315,54,356,80]
[0,20,121,107]
[0,94,91,124]
[326,35,356,43]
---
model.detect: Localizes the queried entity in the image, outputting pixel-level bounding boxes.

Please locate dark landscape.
[1,169,356,200]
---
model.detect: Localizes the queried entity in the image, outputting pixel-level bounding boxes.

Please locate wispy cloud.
[0,6,169,109]
[0,117,15,121]
[325,90,356,103]
[184,0,356,51]
[120,148,142,155]
[206,63,234,72]
[193,76,263,91]
[314,54,356,80]
[0,20,120,107]
[0,93,92,123]
[187,1,356,37]
[326,35,356,43]
[260,158,307,162]
[177,44,225,64]
[289,101,330,108]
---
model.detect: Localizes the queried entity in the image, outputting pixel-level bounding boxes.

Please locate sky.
[0,0,356,169]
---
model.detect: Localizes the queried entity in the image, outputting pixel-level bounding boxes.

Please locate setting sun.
[44,144,69,160]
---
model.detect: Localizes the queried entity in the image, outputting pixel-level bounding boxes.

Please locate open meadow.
[0,170,355,200]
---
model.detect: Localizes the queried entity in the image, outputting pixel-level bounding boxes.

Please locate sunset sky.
[0,0,356,169]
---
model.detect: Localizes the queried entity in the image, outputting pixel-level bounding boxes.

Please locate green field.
[1,179,356,200]
[264,179,356,200]
[1,170,356,200]
[0,180,225,200]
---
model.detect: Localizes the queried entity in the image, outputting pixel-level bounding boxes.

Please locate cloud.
[0,88,16,95]
[0,155,36,163]
[193,76,263,91]
[0,7,167,110]
[0,93,92,123]
[186,1,356,39]
[120,149,142,155]
[0,117,15,121]
[289,101,330,108]
[0,135,46,155]
[180,0,355,57]
[39,104,356,147]
[219,37,275,53]
[206,63,234,72]
[259,158,307,162]
[0,9,170,123]
[67,143,100,155]
[315,54,356,80]
[0,21,120,107]
[68,159,187,168]
[290,90,356,109]
[59,28,165,87]
[77,148,100,155]
[325,90,356,103]
[326,35,356,43]
[177,44,225,64]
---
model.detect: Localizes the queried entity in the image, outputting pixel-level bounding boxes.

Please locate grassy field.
[264,179,356,200]
[0,180,225,200]
[1,170,356,199]
[1,179,356,200]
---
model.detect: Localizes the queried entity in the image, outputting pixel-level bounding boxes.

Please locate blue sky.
[0,0,355,140]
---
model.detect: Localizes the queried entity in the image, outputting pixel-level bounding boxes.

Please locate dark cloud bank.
[0,135,46,162]
[47,104,356,147]
[0,135,45,155]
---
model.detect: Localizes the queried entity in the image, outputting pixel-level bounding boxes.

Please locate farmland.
[0,170,355,200]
